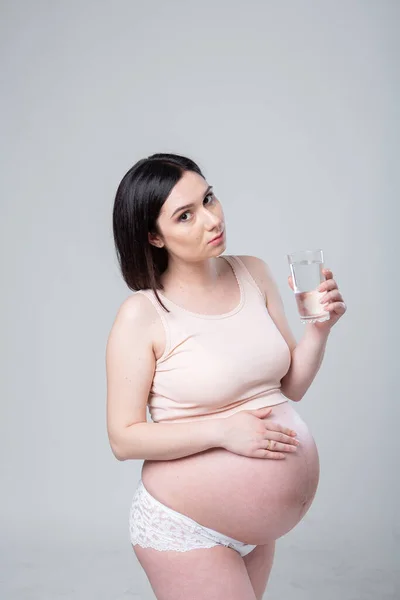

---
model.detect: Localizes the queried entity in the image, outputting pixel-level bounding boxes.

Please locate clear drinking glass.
[287,249,330,324]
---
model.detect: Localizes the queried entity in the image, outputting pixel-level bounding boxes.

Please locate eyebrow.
[170,185,213,219]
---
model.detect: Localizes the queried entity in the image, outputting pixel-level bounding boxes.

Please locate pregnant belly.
[141,401,320,545]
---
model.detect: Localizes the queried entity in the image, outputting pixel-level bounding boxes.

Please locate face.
[148,170,226,261]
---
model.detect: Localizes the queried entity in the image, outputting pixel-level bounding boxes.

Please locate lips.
[209,230,224,243]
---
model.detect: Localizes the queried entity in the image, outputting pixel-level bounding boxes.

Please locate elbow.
[287,395,302,403]
[288,393,303,402]
[291,394,305,402]
[108,423,144,461]
[110,443,126,461]
[113,447,127,461]
[108,435,127,461]
[280,387,302,403]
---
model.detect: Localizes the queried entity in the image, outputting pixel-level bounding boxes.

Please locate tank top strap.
[134,289,171,360]
[223,255,266,303]
[134,289,160,311]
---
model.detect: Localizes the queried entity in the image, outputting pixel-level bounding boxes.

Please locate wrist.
[209,416,228,449]
[305,322,331,340]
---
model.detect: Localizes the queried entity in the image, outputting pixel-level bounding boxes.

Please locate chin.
[210,243,226,255]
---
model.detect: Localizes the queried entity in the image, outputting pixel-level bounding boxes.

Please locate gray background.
[1,1,398,599]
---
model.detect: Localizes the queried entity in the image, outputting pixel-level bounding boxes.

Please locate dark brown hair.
[112,153,206,312]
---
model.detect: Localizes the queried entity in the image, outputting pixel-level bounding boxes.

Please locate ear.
[148,231,164,248]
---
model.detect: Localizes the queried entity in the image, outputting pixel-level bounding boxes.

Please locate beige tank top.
[136,255,291,423]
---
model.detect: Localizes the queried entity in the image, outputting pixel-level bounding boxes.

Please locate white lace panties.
[129,479,257,557]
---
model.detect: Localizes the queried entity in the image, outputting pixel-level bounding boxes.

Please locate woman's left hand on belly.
[288,268,347,332]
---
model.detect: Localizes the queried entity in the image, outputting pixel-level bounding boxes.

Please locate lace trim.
[129,481,228,551]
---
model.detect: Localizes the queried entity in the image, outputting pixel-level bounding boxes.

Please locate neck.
[161,256,222,294]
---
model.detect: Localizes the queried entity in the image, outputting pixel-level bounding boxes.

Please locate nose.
[203,208,222,229]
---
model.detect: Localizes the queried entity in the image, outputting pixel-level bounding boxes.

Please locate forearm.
[115,418,224,461]
[280,324,331,402]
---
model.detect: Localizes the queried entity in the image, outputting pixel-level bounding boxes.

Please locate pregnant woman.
[106,153,347,600]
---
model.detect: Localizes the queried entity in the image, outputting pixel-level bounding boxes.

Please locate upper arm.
[238,255,297,354]
[105,294,156,459]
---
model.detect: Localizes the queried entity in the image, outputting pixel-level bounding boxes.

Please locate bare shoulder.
[237,255,297,353]
[115,291,164,326]
[107,292,159,351]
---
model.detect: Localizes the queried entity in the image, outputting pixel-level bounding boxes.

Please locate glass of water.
[287,249,330,324]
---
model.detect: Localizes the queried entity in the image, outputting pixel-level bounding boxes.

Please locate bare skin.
[140,257,320,543]
[134,264,320,598]
[127,170,320,598]
[134,543,276,600]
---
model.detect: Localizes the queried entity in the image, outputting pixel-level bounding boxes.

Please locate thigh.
[243,542,276,600]
[133,544,258,600]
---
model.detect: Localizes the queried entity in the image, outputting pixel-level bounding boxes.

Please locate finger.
[262,439,298,453]
[255,449,286,459]
[264,421,298,437]
[264,430,300,446]
[322,268,333,279]
[324,301,347,313]
[319,290,343,304]
[318,279,338,293]
[251,407,273,417]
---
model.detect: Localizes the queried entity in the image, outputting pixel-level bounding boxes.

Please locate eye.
[178,211,191,222]
[178,193,215,222]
